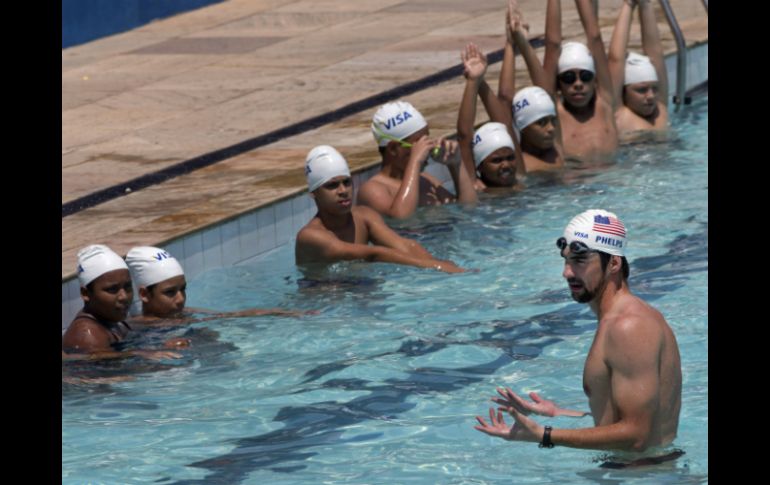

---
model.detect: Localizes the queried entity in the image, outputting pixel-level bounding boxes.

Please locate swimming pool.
[62,95,708,484]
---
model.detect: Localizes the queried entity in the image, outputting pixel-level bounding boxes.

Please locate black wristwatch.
[539,425,555,448]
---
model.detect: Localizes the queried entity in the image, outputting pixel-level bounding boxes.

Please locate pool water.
[62,96,708,484]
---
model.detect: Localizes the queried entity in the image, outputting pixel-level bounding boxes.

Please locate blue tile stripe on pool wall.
[61,44,707,331]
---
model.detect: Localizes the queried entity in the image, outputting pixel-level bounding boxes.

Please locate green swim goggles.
[373,126,442,158]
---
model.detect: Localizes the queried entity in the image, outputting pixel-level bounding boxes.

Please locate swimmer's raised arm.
[458,43,488,186]
[575,0,616,109]
[638,0,668,102]
[479,80,513,132]
[493,2,519,108]
[476,9,513,126]
[608,0,637,109]
[542,0,562,95]
[510,2,550,92]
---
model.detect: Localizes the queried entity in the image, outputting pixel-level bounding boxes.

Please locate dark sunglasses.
[556,237,594,255]
[322,178,352,190]
[487,154,516,164]
[558,70,594,85]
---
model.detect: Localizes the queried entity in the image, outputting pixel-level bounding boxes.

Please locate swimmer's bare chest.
[616,105,668,135]
[559,104,618,159]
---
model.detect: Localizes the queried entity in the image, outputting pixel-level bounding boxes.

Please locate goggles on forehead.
[373,125,441,158]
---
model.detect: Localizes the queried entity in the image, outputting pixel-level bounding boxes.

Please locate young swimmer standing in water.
[608,0,669,141]
[126,246,312,329]
[296,145,464,273]
[357,101,477,219]
[541,0,619,164]
[61,244,180,361]
[456,42,524,190]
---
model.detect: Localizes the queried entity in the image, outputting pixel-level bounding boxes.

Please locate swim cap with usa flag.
[563,209,627,257]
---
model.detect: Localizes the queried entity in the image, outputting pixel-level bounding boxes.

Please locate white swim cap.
[512,87,556,131]
[371,100,428,147]
[77,244,129,287]
[558,42,595,74]
[562,209,627,257]
[305,145,351,192]
[472,122,515,168]
[126,246,185,288]
[624,52,658,85]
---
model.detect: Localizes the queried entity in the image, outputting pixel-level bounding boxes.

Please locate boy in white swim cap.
[296,145,465,273]
[608,0,669,140]
[471,122,521,188]
[469,1,581,173]
[535,0,619,164]
[455,42,524,190]
[501,2,567,174]
[126,246,312,326]
[62,244,180,361]
[512,86,564,173]
[475,209,683,464]
[357,100,477,219]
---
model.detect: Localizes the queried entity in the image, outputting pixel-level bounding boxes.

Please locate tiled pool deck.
[62,0,708,329]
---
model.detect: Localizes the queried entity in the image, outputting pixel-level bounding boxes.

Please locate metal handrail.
[658,0,689,111]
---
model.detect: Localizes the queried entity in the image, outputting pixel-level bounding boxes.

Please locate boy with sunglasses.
[608,0,669,141]
[357,100,477,219]
[296,145,465,273]
[475,209,683,465]
[540,0,619,164]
